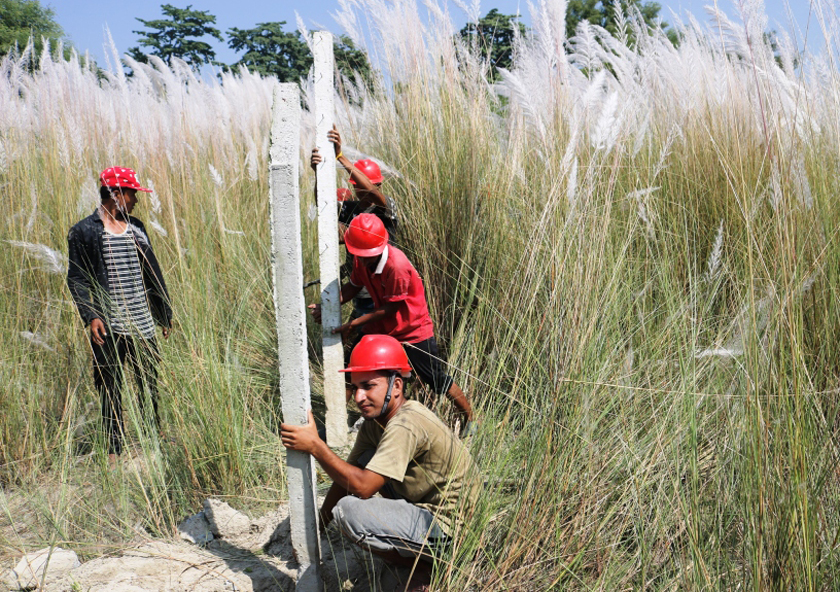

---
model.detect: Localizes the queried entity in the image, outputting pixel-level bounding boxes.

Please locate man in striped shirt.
[67,167,173,462]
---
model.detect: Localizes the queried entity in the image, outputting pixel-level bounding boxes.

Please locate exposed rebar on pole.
[313,30,347,447]
[269,83,322,592]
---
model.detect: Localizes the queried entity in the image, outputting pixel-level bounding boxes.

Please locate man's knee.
[331,497,446,560]
[332,496,366,543]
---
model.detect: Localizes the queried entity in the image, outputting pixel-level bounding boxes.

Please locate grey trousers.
[332,496,449,558]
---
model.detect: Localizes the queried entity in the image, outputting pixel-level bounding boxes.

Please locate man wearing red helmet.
[310,125,398,241]
[311,125,399,323]
[309,213,474,426]
[281,335,479,592]
[67,167,172,462]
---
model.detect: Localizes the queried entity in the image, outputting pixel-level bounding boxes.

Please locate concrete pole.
[313,31,347,447]
[269,83,322,592]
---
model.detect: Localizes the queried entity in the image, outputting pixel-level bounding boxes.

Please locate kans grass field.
[1,0,838,589]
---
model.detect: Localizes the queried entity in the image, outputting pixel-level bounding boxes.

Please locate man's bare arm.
[329,126,389,209]
[280,412,386,499]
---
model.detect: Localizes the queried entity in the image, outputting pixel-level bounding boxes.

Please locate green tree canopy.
[227,23,374,90]
[128,3,223,70]
[226,21,310,81]
[459,8,526,81]
[334,34,374,90]
[0,0,70,61]
[566,0,676,45]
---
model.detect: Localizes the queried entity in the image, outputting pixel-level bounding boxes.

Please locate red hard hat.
[336,187,353,202]
[349,159,383,185]
[340,334,412,377]
[344,213,388,257]
[99,166,152,192]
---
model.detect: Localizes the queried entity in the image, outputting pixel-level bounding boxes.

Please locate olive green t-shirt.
[346,400,480,536]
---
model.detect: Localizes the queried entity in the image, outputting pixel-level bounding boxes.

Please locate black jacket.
[67,210,172,329]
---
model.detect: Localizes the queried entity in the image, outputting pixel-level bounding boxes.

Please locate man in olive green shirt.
[281,335,479,591]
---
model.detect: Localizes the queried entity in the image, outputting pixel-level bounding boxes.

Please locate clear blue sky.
[51,0,818,67]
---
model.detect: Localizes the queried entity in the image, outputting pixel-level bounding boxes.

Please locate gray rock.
[203,499,251,539]
[178,510,215,546]
[8,546,80,590]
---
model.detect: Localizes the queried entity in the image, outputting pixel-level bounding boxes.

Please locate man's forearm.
[340,282,363,304]
[338,155,388,208]
[310,439,382,498]
[349,302,399,331]
[349,308,387,330]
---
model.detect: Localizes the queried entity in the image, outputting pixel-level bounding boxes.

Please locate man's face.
[112,188,138,215]
[351,371,398,419]
[352,182,381,203]
[357,254,380,269]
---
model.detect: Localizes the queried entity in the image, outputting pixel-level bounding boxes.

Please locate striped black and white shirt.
[102,227,155,339]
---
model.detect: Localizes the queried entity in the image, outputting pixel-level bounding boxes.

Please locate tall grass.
[1,0,838,588]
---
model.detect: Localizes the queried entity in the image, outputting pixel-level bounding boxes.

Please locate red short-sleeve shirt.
[349,246,435,343]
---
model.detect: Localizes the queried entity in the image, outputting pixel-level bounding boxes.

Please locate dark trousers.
[404,337,454,396]
[92,333,160,455]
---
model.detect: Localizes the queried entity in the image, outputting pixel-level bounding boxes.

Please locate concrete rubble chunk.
[52,541,266,592]
[8,546,80,590]
[178,510,215,546]
[203,498,251,539]
[20,502,385,592]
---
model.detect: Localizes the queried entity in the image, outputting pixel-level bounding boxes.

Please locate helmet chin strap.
[378,373,397,419]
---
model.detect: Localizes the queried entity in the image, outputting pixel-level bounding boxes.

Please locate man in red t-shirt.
[309,214,473,426]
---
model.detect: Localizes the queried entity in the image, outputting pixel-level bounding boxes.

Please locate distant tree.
[128,4,223,70]
[226,21,311,81]
[227,22,375,90]
[335,34,374,90]
[459,9,527,81]
[0,0,71,61]
[566,0,677,45]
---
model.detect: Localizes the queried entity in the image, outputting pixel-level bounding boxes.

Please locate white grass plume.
[149,219,168,237]
[246,144,259,182]
[19,331,56,353]
[704,220,724,282]
[591,92,621,151]
[452,0,482,24]
[145,179,162,214]
[7,241,67,275]
[208,164,224,188]
[565,158,580,228]
[26,186,37,232]
[791,154,813,209]
[627,187,658,239]
[697,284,775,359]
[77,184,99,216]
[296,12,314,55]
[568,20,607,75]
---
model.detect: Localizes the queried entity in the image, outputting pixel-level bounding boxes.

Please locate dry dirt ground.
[1,491,412,592]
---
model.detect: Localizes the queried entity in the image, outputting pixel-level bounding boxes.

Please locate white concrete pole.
[313,31,347,447]
[269,83,322,592]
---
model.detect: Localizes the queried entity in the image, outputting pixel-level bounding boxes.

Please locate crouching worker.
[280,335,480,592]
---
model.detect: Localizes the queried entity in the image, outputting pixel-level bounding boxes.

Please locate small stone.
[203,499,251,539]
[177,511,214,546]
[9,547,80,590]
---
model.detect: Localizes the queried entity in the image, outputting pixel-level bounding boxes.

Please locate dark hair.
[100,186,133,201]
